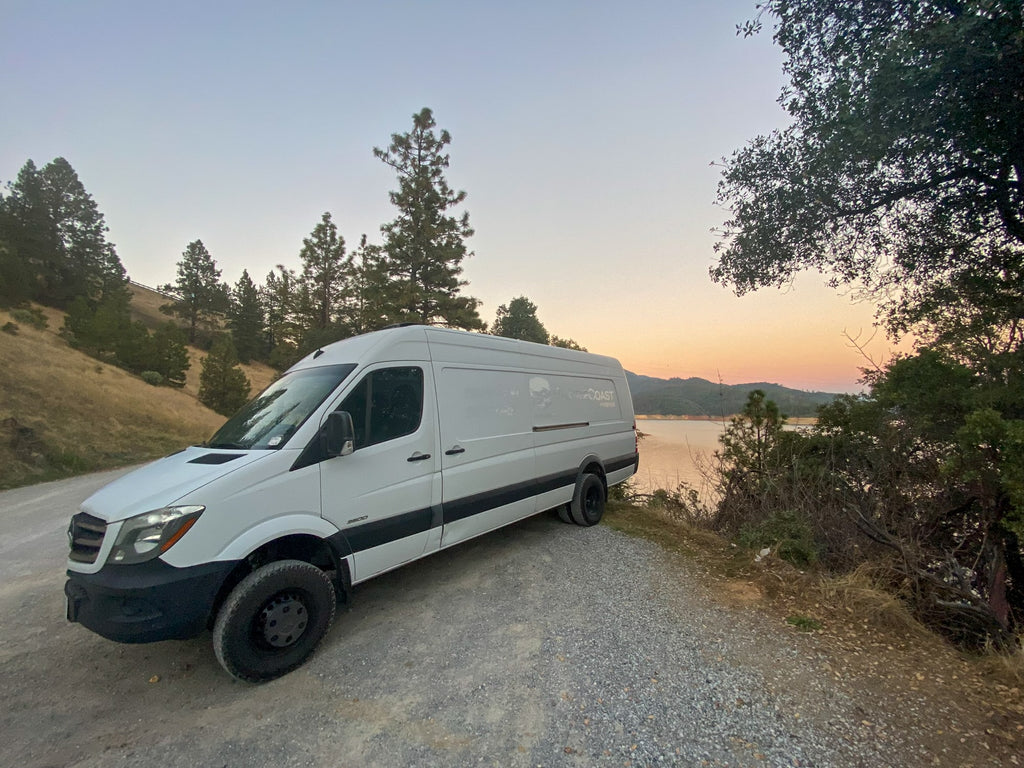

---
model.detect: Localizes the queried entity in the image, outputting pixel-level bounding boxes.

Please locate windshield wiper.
[207,442,246,450]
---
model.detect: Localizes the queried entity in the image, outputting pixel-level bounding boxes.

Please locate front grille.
[68,512,106,564]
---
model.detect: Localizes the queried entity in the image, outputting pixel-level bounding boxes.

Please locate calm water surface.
[633,419,727,494]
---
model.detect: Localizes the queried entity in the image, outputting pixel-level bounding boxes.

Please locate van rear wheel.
[213,559,335,683]
[570,473,605,526]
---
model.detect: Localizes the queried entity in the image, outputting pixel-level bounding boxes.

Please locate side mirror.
[322,411,355,458]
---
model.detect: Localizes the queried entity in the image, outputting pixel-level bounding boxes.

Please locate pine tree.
[373,108,483,329]
[228,269,264,363]
[350,234,385,333]
[0,157,126,307]
[492,296,549,344]
[298,212,353,332]
[262,265,301,367]
[199,337,251,416]
[162,239,228,343]
[148,322,190,386]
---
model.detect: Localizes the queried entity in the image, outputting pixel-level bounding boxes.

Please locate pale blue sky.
[1,0,901,391]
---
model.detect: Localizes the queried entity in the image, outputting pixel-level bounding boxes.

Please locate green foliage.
[706,353,1024,649]
[140,371,163,386]
[738,509,818,569]
[0,237,30,307]
[199,337,251,417]
[161,239,228,343]
[261,265,301,362]
[550,336,587,352]
[719,390,786,476]
[953,409,1024,539]
[492,296,549,344]
[10,307,47,330]
[2,322,17,335]
[146,322,190,386]
[61,298,189,385]
[228,269,264,363]
[298,212,354,333]
[785,615,823,632]
[371,108,483,330]
[714,1,1024,352]
[0,157,128,308]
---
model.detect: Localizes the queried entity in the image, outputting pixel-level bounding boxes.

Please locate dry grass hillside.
[0,302,277,490]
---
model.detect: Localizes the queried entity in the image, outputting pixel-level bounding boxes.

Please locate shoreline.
[636,414,818,425]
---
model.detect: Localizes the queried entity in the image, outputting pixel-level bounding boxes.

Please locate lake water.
[633,419,727,494]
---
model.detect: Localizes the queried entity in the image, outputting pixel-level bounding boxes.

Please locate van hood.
[80,446,272,523]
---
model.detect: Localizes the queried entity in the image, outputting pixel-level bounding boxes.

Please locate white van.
[65,325,638,682]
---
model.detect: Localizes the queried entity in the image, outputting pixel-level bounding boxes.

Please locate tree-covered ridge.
[627,371,835,418]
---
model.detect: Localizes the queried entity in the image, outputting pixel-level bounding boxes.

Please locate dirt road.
[1,470,1016,767]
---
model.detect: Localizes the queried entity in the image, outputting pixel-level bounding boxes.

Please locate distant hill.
[626,372,837,418]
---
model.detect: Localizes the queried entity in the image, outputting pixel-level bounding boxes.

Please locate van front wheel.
[570,473,605,526]
[213,559,336,683]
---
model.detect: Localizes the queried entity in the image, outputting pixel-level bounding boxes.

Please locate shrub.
[737,508,819,568]
[10,307,47,330]
[199,338,251,416]
[140,371,163,386]
[2,322,18,335]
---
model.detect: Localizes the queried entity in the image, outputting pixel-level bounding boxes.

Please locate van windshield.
[207,363,356,450]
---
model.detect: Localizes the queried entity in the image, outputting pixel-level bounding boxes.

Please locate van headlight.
[109,506,205,565]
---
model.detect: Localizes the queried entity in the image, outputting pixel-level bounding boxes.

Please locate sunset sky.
[0,0,909,392]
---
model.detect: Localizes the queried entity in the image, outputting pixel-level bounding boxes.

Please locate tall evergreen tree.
[262,265,301,368]
[0,157,126,307]
[298,212,352,332]
[228,269,264,363]
[372,108,483,330]
[492,296,550,344]
[161,239,228,343]
[350,234,385,334]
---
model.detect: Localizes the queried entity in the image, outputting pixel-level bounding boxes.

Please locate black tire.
[213,559,336,683]
[557,504,573,524]
[570,473,605,526]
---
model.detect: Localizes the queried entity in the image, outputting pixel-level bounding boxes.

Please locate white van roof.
[287,325,624,378]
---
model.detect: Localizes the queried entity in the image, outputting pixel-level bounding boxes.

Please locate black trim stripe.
[442,469,577,525]
[606,453,639,474]
[331,452,639,555]
[533,422,589,432]
[343,507,434,553]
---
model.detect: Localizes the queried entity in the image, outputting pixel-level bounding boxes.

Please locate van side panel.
[434,365,537,547]
[531,372,636,511]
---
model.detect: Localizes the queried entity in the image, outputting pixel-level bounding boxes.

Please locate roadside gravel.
[1,474,1017,767]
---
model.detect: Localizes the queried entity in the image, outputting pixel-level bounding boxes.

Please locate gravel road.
[0,471,1010,767]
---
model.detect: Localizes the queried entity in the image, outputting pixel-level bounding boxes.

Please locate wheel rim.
[257,592,309,648]
[585,486,602,518]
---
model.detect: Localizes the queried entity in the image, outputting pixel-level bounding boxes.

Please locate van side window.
[338,367,424,449]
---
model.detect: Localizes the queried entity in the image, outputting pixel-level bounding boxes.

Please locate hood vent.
[188,453,245,465]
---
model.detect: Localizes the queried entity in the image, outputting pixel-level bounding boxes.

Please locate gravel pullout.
[1,477,1007,767]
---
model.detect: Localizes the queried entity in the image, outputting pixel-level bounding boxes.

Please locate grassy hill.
[0,302,277,490]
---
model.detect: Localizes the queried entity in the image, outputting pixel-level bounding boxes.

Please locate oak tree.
[713,0,1024,356]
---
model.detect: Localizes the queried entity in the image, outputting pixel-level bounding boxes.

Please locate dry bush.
[820,562,932,638]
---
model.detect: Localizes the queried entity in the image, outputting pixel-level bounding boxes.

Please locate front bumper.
[65,558,238,644]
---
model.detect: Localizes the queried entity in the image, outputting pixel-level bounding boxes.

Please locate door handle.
[407,452,431,462]
[445,446,465,456]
